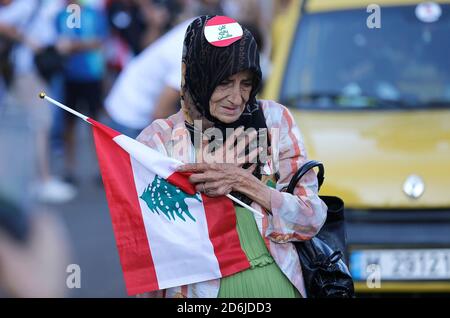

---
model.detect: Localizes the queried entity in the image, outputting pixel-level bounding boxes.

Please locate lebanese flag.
[88,119,250,295]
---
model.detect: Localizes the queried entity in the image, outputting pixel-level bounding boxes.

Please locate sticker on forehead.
[204,16,243,47]
[415,2,442,23]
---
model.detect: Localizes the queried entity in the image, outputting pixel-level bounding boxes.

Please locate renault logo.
[403,175,425,199]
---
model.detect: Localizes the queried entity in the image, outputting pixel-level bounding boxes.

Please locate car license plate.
[350,248,450,280]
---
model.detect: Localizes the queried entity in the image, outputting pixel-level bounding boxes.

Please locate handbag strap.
[286,160,324,194]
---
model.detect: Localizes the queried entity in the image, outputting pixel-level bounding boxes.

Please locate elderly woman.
[137,16,327,298]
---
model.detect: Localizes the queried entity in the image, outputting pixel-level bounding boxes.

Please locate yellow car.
[264,0,450,294]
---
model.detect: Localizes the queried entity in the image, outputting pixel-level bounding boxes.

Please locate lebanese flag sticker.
[204,16,243,47]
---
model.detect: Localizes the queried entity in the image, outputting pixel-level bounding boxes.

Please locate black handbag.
[286,160,355,298]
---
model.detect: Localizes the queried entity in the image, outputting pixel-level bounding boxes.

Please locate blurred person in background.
[0,197,71,297]
[105,0,145,77]
[104,0,184,90]
[104,19,191,138]
[0,0,77,204]
[137,0,185,49]
[55,0,109,186]
[0,95,71,298]
[103,0,223,138]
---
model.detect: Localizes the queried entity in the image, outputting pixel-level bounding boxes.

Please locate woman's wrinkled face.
[209,70,253,123]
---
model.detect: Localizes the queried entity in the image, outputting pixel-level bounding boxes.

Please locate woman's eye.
[219,80,231,86]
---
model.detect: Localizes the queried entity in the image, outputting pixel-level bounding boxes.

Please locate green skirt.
[218,206,301,298]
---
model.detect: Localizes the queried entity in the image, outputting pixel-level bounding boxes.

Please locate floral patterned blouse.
[135,100,327,298]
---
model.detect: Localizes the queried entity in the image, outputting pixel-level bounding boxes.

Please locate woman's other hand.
[177,162,272,212]
[177,163,257,197]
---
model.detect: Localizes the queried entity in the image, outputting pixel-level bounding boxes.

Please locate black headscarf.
[180,15,270,205]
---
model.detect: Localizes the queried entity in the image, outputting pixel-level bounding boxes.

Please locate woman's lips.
[221,105,238,114]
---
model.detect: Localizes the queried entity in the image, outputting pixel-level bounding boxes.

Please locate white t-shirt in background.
[105,19,192,130]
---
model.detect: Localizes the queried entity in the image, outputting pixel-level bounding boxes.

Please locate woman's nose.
[228,84,242,105]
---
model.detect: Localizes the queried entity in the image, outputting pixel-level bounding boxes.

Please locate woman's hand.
[177,163,272,212]
[177,163,257,197]
[181,126,273,211]
[199,126,263,167]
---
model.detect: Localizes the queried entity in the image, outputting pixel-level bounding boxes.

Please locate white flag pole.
[39,92,90,123]
[226,194,264,218]
[39,92,265,218]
